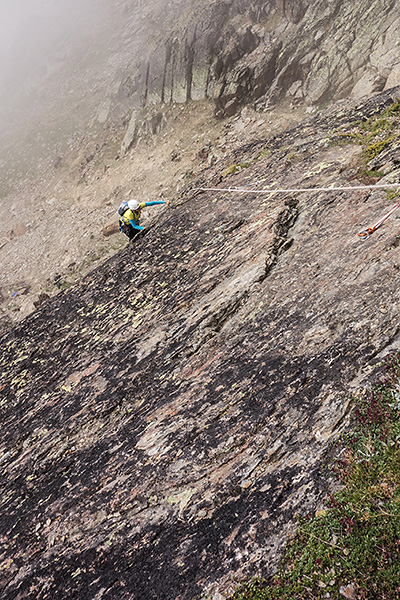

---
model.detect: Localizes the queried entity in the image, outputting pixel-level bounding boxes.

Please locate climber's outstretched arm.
[144,200,169,207]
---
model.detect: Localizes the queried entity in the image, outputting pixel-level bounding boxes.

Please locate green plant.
[384,100,400,116]
[221,164,239,177]
[0,183,10,198]
[386,190,400,201]
[356,169,385,181]
[230,352,400,600]
[257,148,272,159]
[360,117,393,137]
[363,137,395,162]
[328,99,400,166]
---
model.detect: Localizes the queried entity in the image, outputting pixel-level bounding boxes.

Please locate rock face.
[1,88,400,599]
[2,0,400,167]
[105,0,400,127]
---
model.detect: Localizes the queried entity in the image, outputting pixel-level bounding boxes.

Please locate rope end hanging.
[357,200,400,240]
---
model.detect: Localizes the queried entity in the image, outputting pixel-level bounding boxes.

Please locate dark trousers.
[119,220,140,240]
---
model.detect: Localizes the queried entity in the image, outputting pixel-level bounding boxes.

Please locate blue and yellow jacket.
[121,201,166,230]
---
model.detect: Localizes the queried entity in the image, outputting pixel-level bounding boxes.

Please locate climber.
[118,198,169,240]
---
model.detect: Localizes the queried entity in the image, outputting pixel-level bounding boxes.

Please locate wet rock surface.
[1,89,400,599]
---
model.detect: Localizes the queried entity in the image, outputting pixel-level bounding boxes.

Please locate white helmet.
[128,199,141,211]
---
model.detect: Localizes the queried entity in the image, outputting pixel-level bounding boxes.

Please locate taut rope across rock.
[193,182,400,195]
[193,183,400,238]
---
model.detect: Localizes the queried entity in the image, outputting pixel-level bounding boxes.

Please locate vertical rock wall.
[110,0,400,133]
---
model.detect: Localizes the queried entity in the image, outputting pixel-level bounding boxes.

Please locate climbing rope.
[357,200,400,239]
[193,182,400,195]
[192,182,400,239]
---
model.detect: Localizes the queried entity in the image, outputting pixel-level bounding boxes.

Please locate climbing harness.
[357,200,400,239]
[192,182,400,239]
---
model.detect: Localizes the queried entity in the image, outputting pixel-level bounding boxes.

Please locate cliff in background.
[2,0,400,162]
[104,0,400,149]
[1,87,400,599]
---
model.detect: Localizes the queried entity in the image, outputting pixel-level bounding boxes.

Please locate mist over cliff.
[0,0,116,171]
[1,0,400,170]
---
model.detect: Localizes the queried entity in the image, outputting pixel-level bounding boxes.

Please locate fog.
[0,0,115,160]
[0,0,111,103]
